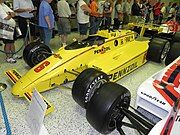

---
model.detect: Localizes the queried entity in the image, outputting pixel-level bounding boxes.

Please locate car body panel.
[7,29,149,98]
[149,98,180,135]
[136,56,180,123]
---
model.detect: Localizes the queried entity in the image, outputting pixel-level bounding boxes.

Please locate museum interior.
[0,0,179,135]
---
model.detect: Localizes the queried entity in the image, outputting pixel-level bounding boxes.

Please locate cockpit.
[65,36,107,50]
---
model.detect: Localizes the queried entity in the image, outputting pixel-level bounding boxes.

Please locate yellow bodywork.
[6,29,149,99]
[128,23,163,37]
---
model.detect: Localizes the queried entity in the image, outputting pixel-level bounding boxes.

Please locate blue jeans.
[40,27,52,46]
[89,16,101,35]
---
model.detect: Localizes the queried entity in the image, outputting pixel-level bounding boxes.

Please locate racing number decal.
[34,61,50,73]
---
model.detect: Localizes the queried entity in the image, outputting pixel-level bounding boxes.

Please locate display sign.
[26,89,49,135]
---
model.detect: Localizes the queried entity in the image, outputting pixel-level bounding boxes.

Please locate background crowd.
[0,0,179,64]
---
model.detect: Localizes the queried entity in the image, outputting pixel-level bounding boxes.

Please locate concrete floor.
[0,33,165,135]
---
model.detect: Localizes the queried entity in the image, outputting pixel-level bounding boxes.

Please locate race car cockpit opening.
[65,36,107,50]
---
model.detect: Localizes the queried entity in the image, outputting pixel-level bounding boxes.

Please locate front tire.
[86,82,131,134]
[23,42,52,67]
[72,68,109,109]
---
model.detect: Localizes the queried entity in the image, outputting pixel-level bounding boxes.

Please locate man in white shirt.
[57,0,71,46]
[77,0,91,39]
[13,0,35,40]
[0,1,17,63]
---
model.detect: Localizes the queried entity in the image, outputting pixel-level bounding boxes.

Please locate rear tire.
[72,68,109,109]
[165,42,180,65]
[86,82,131,134]
[23,42,52,67]
[147,38,170,63]
[153,32,174,42]
[173,31,180,42]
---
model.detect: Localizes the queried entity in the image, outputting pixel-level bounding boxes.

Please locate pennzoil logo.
[34,61,50,73]
[109,62,137,80]
[94,46,110,54]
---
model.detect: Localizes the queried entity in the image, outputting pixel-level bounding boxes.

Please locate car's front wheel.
[23,42,52,67]
[72,68,109,109]
[86,82,131,134]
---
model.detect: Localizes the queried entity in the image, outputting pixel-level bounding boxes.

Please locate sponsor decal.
[12,70,21,79]
[94,46,110,54]
[109,62,137,80]
[85,75,105,103]
[176,115,180,122]
[153,80,179,106]
[92,65,102,70]
[34,61,50,73]
[141,92,166,105]
[30,46,40,52]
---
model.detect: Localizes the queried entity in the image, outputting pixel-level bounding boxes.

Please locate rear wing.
[5,69,54,115]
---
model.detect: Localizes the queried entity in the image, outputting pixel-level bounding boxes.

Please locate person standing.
[131,0,142,23]
[166,2,172,17]
[77,0,91,39]
[39,0,54,46]
[160,3,166,23]
[0,0,16,63]
[57,0,71,46]
[167,3,177,22]
[153,0,161,24]
[89,0,101,35]
[13,0,35,41]
[113,0,123,29]
[123,0,132,24]
[103,0,113,29]
[143,0,152,23]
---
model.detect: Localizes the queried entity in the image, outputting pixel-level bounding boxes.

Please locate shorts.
[2,39,14,44]
[58,18,71,35]
[1,28,16,44]
[78,23,89,35]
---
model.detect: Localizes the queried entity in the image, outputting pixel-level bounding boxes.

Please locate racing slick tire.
[86,82,131,134]
[165,42,180,65]
[173,31,180,42]
[152,32,174,42]
[72,68,109,109]
[147,38,170,63]
[23,42,52,67]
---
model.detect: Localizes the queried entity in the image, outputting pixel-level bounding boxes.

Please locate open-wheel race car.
[5,27,180,115]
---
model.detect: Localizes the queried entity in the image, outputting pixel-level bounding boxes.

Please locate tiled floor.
[0,33,165,135]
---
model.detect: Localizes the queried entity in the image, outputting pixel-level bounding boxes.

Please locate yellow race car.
[6,28,174,114]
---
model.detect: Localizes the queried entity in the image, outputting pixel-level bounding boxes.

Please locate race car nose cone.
[12,76,34,97]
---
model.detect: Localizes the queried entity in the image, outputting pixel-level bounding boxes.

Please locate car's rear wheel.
[86,82,131,134]
[165,42,180,65]
[72,68,109,109]
[173,31,180,42]
[147,38,170,63]
[153,32,174,42]
[23,42,52,67]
